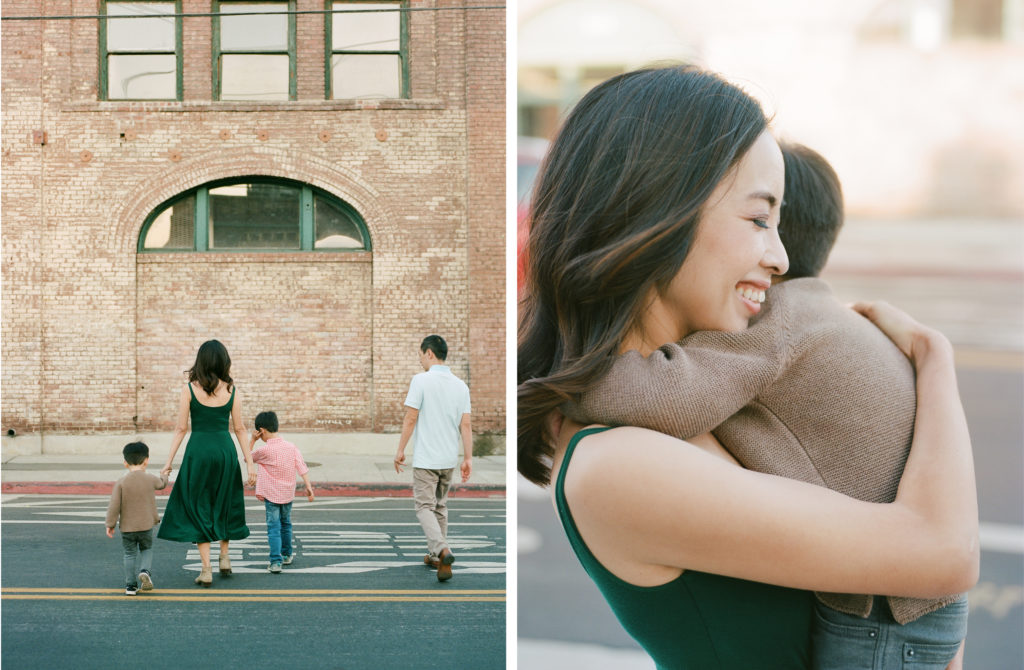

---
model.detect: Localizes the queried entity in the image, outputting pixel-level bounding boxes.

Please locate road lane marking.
[980,522,1024,554]
[3,588,504,594]
[2,595,506,602]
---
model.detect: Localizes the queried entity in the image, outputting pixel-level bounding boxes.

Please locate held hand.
[246,464,257,487]
[460,458,472,483]
[106,527,115,538]
[394,452,406,473]
[161,464,172,477]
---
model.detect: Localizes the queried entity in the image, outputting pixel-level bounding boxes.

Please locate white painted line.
[979,522,1024,554]
[518,639,654,670]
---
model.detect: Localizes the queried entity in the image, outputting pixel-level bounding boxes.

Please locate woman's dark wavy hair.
[518,64,769,487]
[188,339,233,396]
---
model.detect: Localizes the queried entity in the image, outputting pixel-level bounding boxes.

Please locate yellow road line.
[2,587,504,595]
[3,594,505,602]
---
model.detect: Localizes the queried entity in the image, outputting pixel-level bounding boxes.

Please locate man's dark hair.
[123,441,149,465]
[420,335,448,361]
[254,411,279,433]
[778,142,845,278]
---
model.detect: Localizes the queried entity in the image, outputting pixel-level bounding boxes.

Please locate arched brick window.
[138,178,371,252]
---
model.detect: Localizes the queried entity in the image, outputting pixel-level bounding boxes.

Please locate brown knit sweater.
[569,277,962,624]
[105,469,169,533]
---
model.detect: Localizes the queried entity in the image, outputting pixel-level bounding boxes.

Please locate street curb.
[0,481,506,498]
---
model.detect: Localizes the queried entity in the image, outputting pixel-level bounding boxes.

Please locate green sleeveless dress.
[554,426,814,670]
[157,385,250,543]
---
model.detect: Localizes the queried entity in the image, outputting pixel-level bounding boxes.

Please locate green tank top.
[554,426,814,670]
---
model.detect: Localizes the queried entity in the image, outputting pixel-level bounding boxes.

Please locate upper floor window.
[328,1,406,99]
[101,1,182,100]
[215,1,296,100]
[139,179,371,252]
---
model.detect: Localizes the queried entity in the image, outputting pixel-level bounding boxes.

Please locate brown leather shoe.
[436,547,454,582]
[424,554,440,569]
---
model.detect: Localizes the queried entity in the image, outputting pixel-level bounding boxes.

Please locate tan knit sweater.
[569,277,962,624]
[105,469,169,533]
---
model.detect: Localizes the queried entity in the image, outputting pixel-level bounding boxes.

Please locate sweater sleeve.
[153,473,169,489]
[569,290,793,440]
[105,480,122,528]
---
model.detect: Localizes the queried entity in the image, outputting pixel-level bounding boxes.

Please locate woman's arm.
[563,303,979,598]
[161,386,191,475]
[231,392,257,487]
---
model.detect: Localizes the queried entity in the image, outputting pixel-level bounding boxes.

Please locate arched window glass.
[139,178,371,252]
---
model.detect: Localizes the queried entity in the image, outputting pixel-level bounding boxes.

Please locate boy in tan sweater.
[569,143,968,668]
[105,442,168,595]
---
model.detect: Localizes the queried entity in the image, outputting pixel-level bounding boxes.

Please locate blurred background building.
[517,1,1024,669]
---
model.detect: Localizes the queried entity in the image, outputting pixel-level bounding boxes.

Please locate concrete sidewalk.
[0,431,506,497]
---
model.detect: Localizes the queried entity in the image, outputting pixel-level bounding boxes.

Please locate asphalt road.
[518,363,1024,670]
[1,496,507,670]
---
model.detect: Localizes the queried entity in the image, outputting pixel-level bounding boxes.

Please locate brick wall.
[1,0,506,438]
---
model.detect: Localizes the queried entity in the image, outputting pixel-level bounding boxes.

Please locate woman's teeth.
[736,287,766,303]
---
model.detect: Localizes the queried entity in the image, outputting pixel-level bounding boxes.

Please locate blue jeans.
[120,528,154,587]
[264,501,292,564]
[812,596,968,669]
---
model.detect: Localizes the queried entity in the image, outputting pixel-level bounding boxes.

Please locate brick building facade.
[1,1,505,440]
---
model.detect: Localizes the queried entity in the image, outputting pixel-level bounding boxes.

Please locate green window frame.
[138,178,372,253]
[213,0,297,101]
[325,0,408,99]
[99,0,183,101]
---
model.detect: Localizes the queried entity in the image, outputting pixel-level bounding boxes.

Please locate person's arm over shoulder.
[570,289,793,439]
[564,303,978,599]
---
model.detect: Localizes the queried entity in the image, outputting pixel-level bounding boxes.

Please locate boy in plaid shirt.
[249,411,314,573]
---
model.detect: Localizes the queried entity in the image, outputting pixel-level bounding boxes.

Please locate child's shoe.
[138,570,154,591]
[282,554,294,565]
[125,584,139,596]
[269,562,282,574]
[219,554,232,575]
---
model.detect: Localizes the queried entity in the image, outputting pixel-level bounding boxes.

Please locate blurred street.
[518,218,1024,670]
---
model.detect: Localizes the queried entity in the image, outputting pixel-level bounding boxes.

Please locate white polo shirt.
[404,365,471,469]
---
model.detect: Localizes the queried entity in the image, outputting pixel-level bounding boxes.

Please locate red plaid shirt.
[252,437,309,504]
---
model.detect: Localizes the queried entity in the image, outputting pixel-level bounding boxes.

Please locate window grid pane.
[332,2,400,51]
[331,54,400,99]
[220,2,289,51]
[314,196,366,248]
[107,2,176,52]
[143,196,195,249]
[330,1,403,99]
[208,183,301,249]
[108,54,177,99]
[220,55,290,100]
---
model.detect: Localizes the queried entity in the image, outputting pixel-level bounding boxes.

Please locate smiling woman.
[517,65,978,670]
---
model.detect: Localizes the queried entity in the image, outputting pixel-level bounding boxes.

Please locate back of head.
[778,142,844,278]
[254,411,279,433]
[123,441,149,465]
[188,339,233,396]
[420,334,447,361]
[518,64,768,486]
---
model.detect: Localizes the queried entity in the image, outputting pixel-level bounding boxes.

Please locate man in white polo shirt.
[394,335,473,582]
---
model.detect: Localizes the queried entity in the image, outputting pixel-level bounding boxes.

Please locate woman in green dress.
[158,340,257,587]
[517,65,977,668]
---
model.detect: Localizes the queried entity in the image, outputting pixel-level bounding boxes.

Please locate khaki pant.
[413,467,453,558]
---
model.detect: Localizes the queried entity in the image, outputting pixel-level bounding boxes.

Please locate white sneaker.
[138,570,154,591]
[282,555,294,565]
[269,563,282,574]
